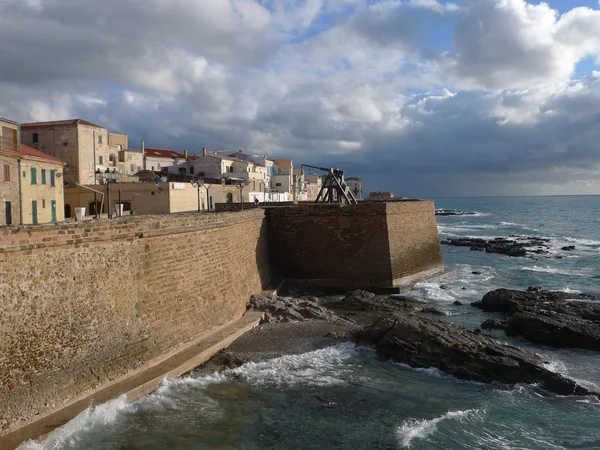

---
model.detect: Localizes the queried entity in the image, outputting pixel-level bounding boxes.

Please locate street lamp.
[190,176,211,212]
[237,180,245,210]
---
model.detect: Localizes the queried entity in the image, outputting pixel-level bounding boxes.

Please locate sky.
[1,0,600,197]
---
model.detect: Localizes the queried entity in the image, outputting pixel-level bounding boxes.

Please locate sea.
[21,196,600,450]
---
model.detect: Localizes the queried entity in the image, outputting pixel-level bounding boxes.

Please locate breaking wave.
[396,409,484,448]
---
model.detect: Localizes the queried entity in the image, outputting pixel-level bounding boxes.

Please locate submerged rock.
[473,288,600,350]
[353,314,596,397]
[248,294,350,324]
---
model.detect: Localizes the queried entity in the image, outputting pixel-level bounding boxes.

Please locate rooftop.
[21,118,105,129]
[144,147,199,160]
[21,144,64,163]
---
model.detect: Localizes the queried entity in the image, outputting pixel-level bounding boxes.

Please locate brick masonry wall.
[385,201,444,286]
[0,210,270,432]
[266,202,443,288]
[266,203,394,287]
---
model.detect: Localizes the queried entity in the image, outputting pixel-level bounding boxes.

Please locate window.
[99,155,103,165]
[3,164,9,182]
[190,166,194,174]
[179,168,186,174]
[41,169,46,185]
[42,199,46,208]
[276,182,281,187]
[50,170,55,187]
[32,133,39,143]
[98,135,103,144]
[30,167,37,185]
[130,163,134,173]
[109,154,116,164]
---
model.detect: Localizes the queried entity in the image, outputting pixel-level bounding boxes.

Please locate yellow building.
[19,145,66,224]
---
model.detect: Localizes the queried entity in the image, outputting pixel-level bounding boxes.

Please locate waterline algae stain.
[20,196,600,449]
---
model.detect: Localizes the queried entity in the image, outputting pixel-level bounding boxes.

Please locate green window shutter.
[41,169,46,185]
[30,167,37,185]
[50,170,56,187]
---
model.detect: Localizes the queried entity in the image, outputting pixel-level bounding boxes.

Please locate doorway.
[32,200,38,225]
[51,200,57,222]
[5,201,12,225]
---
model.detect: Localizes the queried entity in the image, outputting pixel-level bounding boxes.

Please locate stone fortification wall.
[0,210,270,432]
[266,201,443,289]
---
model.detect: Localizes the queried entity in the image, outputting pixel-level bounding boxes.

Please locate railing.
[0,136,17,152]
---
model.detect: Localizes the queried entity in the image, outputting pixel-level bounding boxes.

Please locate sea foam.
[396,409,484,448]
[20,396,131,450]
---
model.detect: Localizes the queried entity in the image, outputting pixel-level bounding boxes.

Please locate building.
[19,145,66,224]
[109,134,144,177]
[346,177,363,200]
[271,159,294,198]
[20,118,131,185]
[143,147,198,175]
[63,179,251,218]
[190,149,236,178]
[0,116,19,152]
[368,191,395,200]
[304,173,322,201]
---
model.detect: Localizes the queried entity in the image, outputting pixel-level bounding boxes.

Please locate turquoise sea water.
[23,196,600,450]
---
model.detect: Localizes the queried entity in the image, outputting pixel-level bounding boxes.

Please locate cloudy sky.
[1,0,600,197]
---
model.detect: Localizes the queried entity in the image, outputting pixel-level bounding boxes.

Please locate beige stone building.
[20,119,139,185]
[63,180,250,218]
[0,150,20,226]
[0,117,21,225]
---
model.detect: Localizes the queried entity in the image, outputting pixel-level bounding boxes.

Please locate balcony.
[0,136,17,152]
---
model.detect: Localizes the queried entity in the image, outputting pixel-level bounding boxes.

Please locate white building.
[143,147,198,175]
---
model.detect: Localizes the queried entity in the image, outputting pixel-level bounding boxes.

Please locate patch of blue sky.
[541,0,599,14]
[574,56,600,79]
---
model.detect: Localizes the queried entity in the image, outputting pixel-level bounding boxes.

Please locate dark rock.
[461,287,467,291]
[481,318,508,330]
[561,246,576,251]
[472,271,482,275]
[209,350,248,371]
[325,330,349,339]
[341,290,424,312]
[419,306,448,316]
[454,300,464,305]
[473,288,600,350]
[248,294,350,324]
[439,284,450,290]
[442,237,551,258]
[353,314,595,397]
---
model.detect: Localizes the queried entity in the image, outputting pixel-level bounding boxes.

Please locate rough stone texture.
[473,288,600,350]
[341,290,426,312]
[0,210,271,432]
[353,314,596,397]
[247,293,349,324]
[266,202,443,289]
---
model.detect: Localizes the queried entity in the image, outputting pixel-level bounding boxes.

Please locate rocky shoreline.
[198,287,600,399]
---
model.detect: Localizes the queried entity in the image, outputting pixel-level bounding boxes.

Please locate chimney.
[184,149,188,159]
[202,147,207,157]
[141,140,145,153]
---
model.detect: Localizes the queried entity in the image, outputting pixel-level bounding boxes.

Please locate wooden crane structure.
[301,164,358,205]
